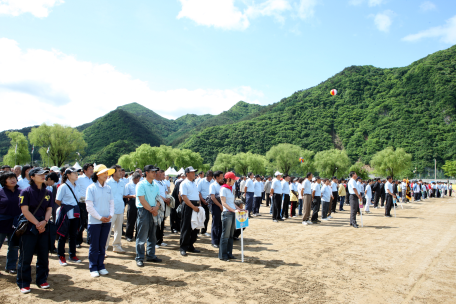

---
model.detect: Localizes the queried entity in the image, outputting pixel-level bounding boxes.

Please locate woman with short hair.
[0,172,21,274]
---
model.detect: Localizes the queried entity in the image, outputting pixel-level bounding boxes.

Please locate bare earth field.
[1,195,455,303]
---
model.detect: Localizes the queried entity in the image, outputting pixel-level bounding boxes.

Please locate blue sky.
[1,0,455,132]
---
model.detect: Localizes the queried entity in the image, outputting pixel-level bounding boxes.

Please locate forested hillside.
[180,45,456,171]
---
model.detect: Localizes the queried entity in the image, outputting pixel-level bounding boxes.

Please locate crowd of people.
[0,163,453,294]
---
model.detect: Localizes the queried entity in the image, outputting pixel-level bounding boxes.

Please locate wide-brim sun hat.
[94,164,115,176]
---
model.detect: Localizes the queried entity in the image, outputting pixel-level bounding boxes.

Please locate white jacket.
[191,206,206,230]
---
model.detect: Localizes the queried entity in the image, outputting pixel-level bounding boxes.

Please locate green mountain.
[0,126,38,163]
[83,140,138,166]
[180,45,456,171]
[81,108,162,157]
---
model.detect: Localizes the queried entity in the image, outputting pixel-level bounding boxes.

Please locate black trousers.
[272,193,282,220]
[385,194,393,216]
[282,194,290,218]
[58,218,79,258]
[374,192,380,207]
[200,203,210,234]
[265,193,271,206]
[311,196,321,222]
[180,201,199,251]
[331,191,339,213]
[125,198,137,239]
[77,202,88,245]
[156,218,165,245]
[17,232,49,288]
[380,194,385,207]
[414,192,420,201]
[349,194,359,225]
[170,203,181,232]
[211,204,222,246]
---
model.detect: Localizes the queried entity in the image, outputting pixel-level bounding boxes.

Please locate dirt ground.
[1,195,456,303]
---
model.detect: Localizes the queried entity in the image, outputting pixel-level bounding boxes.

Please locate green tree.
[174,149,203,169]
[28,124,87,167]
[2,132,31,166]
[212,153,233,172]
[442,160,456,178]
[118,154,135,171]
[314,149,350,178]
[348,161,369,180]
[296,149,315,176]
[370,147,412,179]
[248,153,267,175]
[233,152,250,176]
[266,144,303,175]
[131,144,159,169]
[156,145,176,169]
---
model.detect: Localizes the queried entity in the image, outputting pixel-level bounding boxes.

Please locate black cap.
[144,165,159,172]
[255,174,261,178]
[29,167,50,176]
[185,166,197,174]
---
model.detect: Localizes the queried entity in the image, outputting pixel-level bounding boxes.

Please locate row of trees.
[117,144,211,172]
[211,143,413,179]
[2,124,87,167]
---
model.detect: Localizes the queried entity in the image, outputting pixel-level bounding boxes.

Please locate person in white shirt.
[155,170,171,248]
[281,175,291,219]
[209,171,224,248]
[76,163,94,247]
[290,178,299,218]
[449,183,453,197]
[270,172,283,222]
[253,175,263,216]
[13,165,22,180]
[301,172,313,225]
[329,177,339,217]
[17,165,32,190]
[264,176,272,208]
[348,171,362,228]
[239,176,246,197]
[243,172,255,218]
[197,171,213,236]
[124,173,141,242]
[320,179,334,221]
[297,178,304,216]
[309,177,322,223]
[364,180,373,213]
[384,176,396,217]
[401,179,407,203]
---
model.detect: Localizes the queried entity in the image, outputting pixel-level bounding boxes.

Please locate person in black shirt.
[15,167,53,294]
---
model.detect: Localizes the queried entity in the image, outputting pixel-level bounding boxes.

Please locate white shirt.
[17,178,30,190]
[197,178,212,200]
[298,183,303,199]
[302,179,312,195]
[181,179,200,201]
[385,181,393,195]
[240,180,246,193]
[245,178,254,192]
[77,174,93,199]
[311,182,321,197]
[271,178,282,195]
[365,184,372,199]
[209,183,221,196]
[156,180,167,198]
[331,181,338,192]
[253,180,262,197]
[357,181,364,194]
[321,184,331,202]
[348,178,357,195]
[281,180,290,195]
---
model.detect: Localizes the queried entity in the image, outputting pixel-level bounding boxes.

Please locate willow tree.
[370,147,412,179]
[2,132,30,166]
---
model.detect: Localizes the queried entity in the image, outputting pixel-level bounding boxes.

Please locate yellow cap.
[94,164,115,176]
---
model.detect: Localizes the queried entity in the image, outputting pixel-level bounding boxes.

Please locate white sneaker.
[251,214,257,217]
[155,245,160,249]
[113,247,126,253]
[99,269,109,276]
[90,271,100,277]
[307,221,313,225]
[328,216,333,219]
[322,218,329,221]
[160,242,168,246]
[273,220,278,223]
[302,221,308,225]
[204,233,210,237]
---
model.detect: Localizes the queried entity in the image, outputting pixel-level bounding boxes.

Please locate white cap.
[50,166,60,172]
[274,171,283,176]
[312,177,316,182]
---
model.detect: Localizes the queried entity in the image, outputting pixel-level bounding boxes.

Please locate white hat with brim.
[94,164,115,176]
[274,171,283,176]
[50,166,60,172]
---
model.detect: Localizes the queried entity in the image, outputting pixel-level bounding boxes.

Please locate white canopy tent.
[73,162,82,170]
[176,168,185,175]
[165,167,178,176]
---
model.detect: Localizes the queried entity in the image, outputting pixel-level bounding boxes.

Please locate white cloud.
[402,15,456,44]
[373,10,393,32]
[0,38,264,132]
[349,0,385,7]
[296,0,317,20]
[0,0,63,18]
[420,1,436,12]
[177,0,315,30]
[177,0,250,30]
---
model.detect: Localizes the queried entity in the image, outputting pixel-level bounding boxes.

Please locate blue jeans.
[339,196,345,210]
[298,198,303,215]
[87,223,111,272]
[245,192,254,215]
[219,212,235,260]
[0,232,18,270]
[135,208,157,261]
